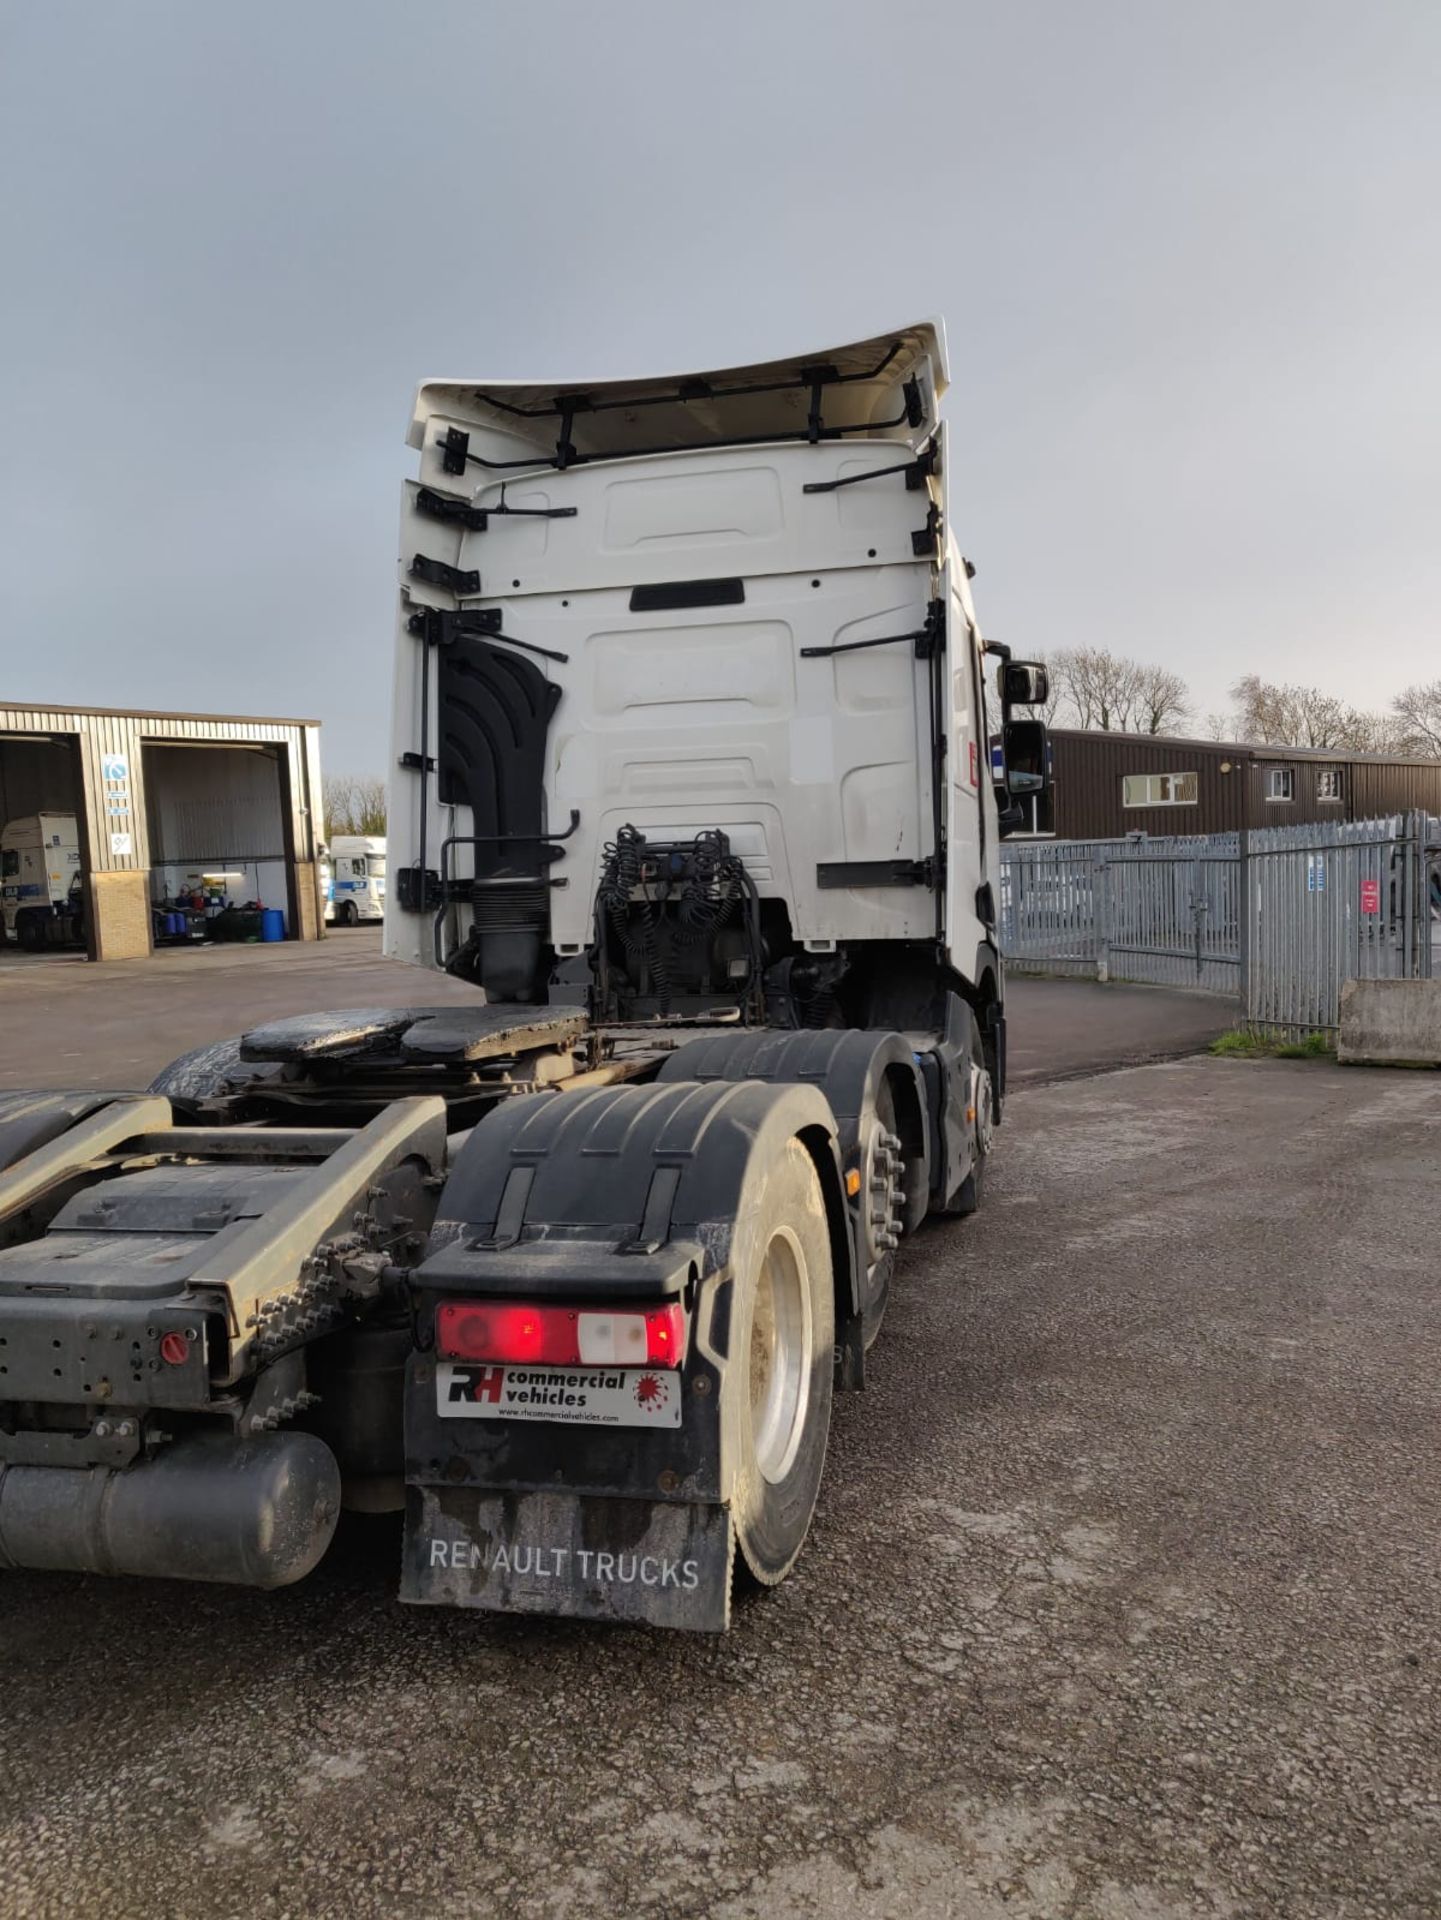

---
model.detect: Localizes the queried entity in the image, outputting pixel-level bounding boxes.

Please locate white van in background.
[325,834,386,925]
[1,813,83,945]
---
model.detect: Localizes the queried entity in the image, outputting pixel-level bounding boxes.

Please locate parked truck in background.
[0,322,1049,1629]
[1,813,84,949]
[324,834,387,926]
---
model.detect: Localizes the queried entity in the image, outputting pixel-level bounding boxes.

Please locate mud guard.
[401,1077,851,1631]
[657,1028,930,1381]
[916,992,979,1208]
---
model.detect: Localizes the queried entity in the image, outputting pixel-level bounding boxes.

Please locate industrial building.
[0,703,324,961]
[1022,730,1441,840]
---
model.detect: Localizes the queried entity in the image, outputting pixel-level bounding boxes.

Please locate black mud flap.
[401,1486,734,1632]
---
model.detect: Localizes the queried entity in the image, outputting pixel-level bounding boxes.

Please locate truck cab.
[386,320,1043,1052]
[1,812,83,948]
[325,834,387,926]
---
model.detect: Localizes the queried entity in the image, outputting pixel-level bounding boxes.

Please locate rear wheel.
[729,1136,835,1586]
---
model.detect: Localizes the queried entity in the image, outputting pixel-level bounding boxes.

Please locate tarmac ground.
[0,940,1435,1918]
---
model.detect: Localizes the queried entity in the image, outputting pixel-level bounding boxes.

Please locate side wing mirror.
[1000,661,1049,708]
[1001,718,1050,797]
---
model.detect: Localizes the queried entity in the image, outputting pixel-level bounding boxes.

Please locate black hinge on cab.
[409,554,480,594]
[911,502,943,558]
[408,606,499,643]
[816,857,938,890]
[406,605,568,665]
[416,485,578,532]
[415,488,488,531]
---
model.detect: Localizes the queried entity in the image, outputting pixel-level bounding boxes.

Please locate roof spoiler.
[409,320,947,476]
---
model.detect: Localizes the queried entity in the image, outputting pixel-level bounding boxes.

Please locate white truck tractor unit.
[1,813,82,948]
[0,323,1049,1629]
[325,834,387,925]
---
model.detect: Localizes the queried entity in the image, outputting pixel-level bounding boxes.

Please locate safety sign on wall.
[1359,878,1381,916]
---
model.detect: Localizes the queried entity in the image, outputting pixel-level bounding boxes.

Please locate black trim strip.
[816,859,937,890]
[629,578,745,612]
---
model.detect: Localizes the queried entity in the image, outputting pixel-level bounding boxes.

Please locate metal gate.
[999,833,1240,993]
[1243,815,1433,1033]
[1000,813,1436,1035]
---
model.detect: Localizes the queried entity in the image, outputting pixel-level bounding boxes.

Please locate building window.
[1122,771,1199,809]
[1316,767,1344,802]
[1264,767,1295,803]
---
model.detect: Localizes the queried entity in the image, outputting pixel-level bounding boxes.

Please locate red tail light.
[436,1300,687,1368]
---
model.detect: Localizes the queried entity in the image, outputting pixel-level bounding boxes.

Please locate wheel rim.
[973,1066,995,1157]
[860,1114,904,1271]
[749,1225,811,1484]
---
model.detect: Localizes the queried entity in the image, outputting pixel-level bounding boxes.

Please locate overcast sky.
[2,1,1438,768]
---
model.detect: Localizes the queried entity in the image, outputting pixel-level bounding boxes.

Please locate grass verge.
[1210,1029,1334,1060]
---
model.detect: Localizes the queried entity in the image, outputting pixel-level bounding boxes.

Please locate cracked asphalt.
[0,963,1438,1917]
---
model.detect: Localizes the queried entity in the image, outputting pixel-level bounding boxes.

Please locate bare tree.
[350,776,388,836]
[1229,676,1400,752]
[323,773,388,839]
[1135,663,1193,735]
[1392,680,1441,757]
[1044,647,1191,734]
[322,773,356,841]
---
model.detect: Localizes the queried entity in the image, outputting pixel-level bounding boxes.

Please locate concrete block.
[1338,978,1441,1066]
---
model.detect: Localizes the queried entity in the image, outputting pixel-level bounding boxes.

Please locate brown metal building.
[1025,730,1441,840]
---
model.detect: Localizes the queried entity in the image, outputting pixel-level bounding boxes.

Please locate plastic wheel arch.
[414,1076,857,1505]
[656,1028,931,1376]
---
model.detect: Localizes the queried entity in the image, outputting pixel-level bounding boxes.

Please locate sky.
[2,1,1438,770]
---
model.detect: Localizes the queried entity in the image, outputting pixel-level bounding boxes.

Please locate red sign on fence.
[1359,878,1381,916]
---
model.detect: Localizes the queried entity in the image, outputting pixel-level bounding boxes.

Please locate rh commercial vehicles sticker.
[437,1362,683,1428]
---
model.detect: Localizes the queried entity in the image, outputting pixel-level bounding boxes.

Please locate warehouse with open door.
[0,729,88,958]
[0,704,324,961]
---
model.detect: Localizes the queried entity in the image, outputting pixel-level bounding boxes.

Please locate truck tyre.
[937,1004,993,1218]
[16,913,43,951]
[337,899,359,927]
[729,1135,836,1586]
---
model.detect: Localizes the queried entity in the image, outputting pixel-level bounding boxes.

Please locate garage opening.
[0,732,87,960]
[142,742,296,941]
